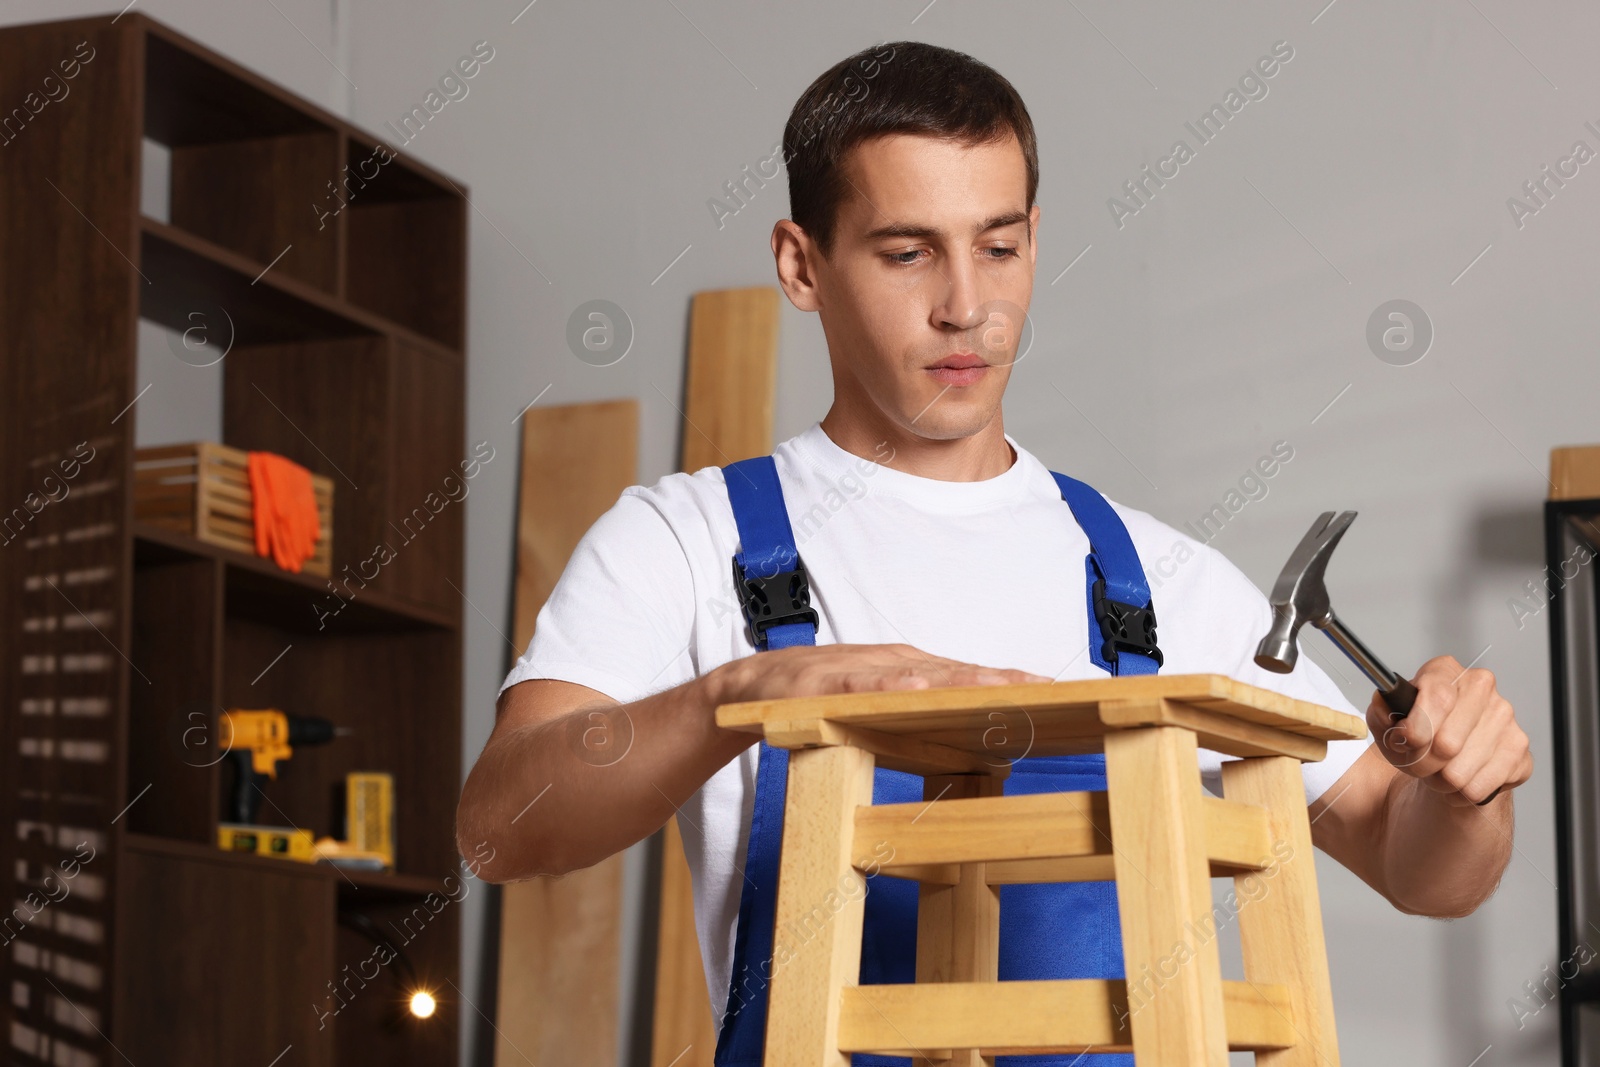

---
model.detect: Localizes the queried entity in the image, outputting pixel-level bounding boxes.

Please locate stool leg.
[764,743,876,1067]
[1220,755,1342,1067]
[1103,724,1230,1067]
[914,774,1003,1067]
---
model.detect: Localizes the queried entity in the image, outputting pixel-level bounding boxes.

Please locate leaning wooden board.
[651,287,781,1067]
[495,399,639,1067]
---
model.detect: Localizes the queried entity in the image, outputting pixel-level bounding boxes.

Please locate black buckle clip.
[1092,577,1163,668]
[732,553,819,649]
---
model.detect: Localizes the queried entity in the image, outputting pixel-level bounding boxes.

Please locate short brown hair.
[783,40,1039,258]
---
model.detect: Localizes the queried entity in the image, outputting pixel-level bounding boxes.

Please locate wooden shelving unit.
[0,13,468,1066]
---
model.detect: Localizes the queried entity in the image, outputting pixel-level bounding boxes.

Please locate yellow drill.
[219,709,342,824]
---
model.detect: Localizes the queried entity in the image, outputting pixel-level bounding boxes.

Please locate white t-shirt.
[499,420,1373,1031]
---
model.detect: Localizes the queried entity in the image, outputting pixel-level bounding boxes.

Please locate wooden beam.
[857,791,1273,882]
[1222,755,1342,1066]
[716,673,1368,752]
[913,774,1004,1067]
[495,400,638,1067]
[762,718,1012,778]
[764,745,877,1067]
[836,978,1295,1055]
[1103,720,1232,1066]
[510,399,638,647]
[653,286,784,1067]
[680,287,781,471]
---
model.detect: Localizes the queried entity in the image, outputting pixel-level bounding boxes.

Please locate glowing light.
[409,990,437,1019]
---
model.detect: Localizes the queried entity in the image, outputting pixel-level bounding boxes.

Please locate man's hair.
[782,40,1038,259]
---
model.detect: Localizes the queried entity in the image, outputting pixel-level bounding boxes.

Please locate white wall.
[8,1,1593,1063]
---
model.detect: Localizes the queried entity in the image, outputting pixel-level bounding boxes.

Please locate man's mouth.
[926,353,988,386]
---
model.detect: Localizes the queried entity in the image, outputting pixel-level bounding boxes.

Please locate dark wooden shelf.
[124,832,450,898]
[139,215,462,361]
[134,522,455,632]
[2,13,467,1065]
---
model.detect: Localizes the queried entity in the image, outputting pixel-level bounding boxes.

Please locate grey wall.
[9,0,1594,1063]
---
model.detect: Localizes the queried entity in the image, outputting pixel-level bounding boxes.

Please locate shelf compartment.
[220,333,391,597]
[141,216,376,345]
[222,334,466,620]
[139,213,462,359]
[343,138,466,350]
[144,29,334,146]
[220,617,462,880]
[168,129,343,293]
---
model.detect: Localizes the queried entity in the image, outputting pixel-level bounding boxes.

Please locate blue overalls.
[713,454,1163,1067]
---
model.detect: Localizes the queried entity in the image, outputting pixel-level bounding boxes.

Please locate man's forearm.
[1379,775,1513,918]
[457,671,753,882]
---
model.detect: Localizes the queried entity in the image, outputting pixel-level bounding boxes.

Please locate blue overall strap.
[1051,471,1163,677]
[724,456,820,652]
[715,456,815,1066]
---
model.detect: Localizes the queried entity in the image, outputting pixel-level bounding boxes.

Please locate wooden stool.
[714,673,1369,1066]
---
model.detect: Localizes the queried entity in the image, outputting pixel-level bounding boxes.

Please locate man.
[456,39,1532,1066]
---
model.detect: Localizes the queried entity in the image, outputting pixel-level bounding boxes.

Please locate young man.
[457,40,1532,1065]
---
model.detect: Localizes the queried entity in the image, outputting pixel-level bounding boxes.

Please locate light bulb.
[409,990,437,1019]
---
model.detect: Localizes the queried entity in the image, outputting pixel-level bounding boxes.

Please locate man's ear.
[772,219,823,312]
[1027,202,1041,270]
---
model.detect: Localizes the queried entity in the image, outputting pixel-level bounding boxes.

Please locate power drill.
[219,709,343,824]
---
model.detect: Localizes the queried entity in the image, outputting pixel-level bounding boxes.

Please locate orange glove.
[246,451,321,573]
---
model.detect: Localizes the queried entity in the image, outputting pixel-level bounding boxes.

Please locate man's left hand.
[1369,654,1533,807]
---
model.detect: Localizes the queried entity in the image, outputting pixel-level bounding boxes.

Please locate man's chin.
[894,399,1001,442]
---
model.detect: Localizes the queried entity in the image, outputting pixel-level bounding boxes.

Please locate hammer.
[1253,510,1419,718]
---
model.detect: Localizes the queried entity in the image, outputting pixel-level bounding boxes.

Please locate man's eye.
[885,247,1020,266]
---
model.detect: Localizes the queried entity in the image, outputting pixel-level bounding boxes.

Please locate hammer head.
[1253,510,1356,674]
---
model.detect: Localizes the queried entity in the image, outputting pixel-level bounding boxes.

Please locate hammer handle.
[1321,613,1416,718]
[1381,677,1419,719]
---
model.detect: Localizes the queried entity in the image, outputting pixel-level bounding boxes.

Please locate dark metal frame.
[1548,496,1600,1066]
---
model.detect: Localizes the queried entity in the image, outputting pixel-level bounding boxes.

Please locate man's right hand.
[460,644,1050,880]
[704,641,1052,709]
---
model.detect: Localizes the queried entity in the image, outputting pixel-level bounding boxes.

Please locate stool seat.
[714,673,1369,1067]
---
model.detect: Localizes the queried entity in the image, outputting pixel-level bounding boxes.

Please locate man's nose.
[930,257,986,332]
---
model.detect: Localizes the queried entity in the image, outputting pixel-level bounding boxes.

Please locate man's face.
[793,131,1038,442]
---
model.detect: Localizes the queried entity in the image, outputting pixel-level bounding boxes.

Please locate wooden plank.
[859,792,1272,882]
[680,287,780,471]
[494,401,637,1067]
[1103,719,1231,1066]
[913,774,1003,1067]
[1222,755,1342,1066]
[764,717,1012,778]
[654,286,783,1067]
[718,673,1366,743]
[652,815,714,1065]
[765,744,877,1067]
[510,399,637,649]
[1099,697,1327,762]
[836,978,1295,1056]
